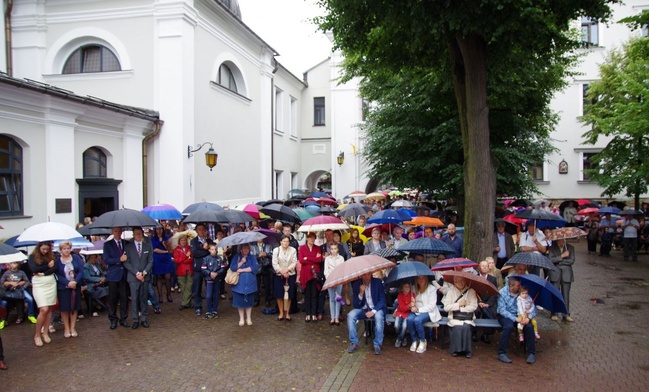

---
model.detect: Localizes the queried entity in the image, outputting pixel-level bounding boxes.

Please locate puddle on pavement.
[619,277,646,282]
[618,303,642,310]
[615,330,639,335]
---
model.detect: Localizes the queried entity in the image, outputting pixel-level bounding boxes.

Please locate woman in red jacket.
[173,235,194,310]
[299,232,323,322]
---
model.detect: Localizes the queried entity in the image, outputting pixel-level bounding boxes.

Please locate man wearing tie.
[103,227,130,329]
[346,272,387,355]
[191,224,211,316]
[124,227,154,329]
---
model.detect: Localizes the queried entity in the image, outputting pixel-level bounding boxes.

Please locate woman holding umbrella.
[299,232,323,322]
[442,276,478,358]
[271,235,298,321]
[55,241,85,338]
[28,242,57,347]
[230,244,259,326]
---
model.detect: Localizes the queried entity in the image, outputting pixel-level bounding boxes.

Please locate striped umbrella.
[431,257,478,271]
[141,203,183,220]
[397,237,456,255]
[322,255,396,290]
[372,247,406,260]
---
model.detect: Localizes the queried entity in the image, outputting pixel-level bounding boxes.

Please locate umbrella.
[319,206,337,214]
[389,190,403,197]
[372,247,406,260]
[183,208,253,225]
[510,199,532,208]
[577,207,600,216]
[182,201,224,214]
[365,192,386,201]
[347,190,367,198]
[494,218,518,236]
[0,243,28,264]
[397,237,456,255]
[305,204,321,212]
[298,216,349,232]
[308,191,329,199]
[505,252,558,271]
[442,270,499,297]
[169,230,198,249]
[545,227,588,241]
[53,237,94,250]
[338,203,371,217]
[76,222,112,236]
[79,240,106,256]
[321,254,395,290]
[340,225,369,244]
[403,216,445,227]
[533,199,550,208]
[502,213,526,226]
[90,208,160,228]
[577,198,595,207]
[367,209,406,225]
[607,201,626,210]
[293,208,319,222]
[217,231,267,248]
[391,200,413,208]
[431,257,478,271]
[141,203,183,220]
[534,219,567,230]
[260,204,300,223]
[598,206,621,214]
[3,235,38,248]
[513,273,567,314]
[17,222,83,243]
[619,209,641,216]
[514,209,564,221]
[218,210,255,224]
[235,203,263,219]
[254,228,282,246]
[286,189,305,198]
[259,199,284,207]
[384,261,434,286]
[396,208,417,218]
[313,197,337,206]
[362,223,392,237]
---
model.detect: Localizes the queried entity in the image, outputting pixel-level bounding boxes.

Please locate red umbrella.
[577,207,600,216]
[503,212,526,225]
[431,258,478,271]
[362,223,392,236]
[298,216,349,232]
[442,270,499,296]
[577,199,595,207]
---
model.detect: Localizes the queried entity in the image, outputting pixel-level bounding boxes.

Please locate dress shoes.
[119,320,130,328]
[131,321,139,329]
[141,321,150,328]
[110,321,117,330]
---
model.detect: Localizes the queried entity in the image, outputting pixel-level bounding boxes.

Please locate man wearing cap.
[493,222,515,269]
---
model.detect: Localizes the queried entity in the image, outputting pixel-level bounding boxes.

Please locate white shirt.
[519,230,547,254]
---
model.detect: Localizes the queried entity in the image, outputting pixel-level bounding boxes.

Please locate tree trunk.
[448,33,496,261]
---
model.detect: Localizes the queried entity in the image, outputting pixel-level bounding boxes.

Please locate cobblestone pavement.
[1,241,648,391]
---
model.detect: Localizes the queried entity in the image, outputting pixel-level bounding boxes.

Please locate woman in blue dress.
[151,226,174,303]
[230,243,259,326]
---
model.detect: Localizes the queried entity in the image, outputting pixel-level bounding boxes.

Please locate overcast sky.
[237,0,333,77]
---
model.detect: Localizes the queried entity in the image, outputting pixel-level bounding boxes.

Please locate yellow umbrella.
[366,192,386,201]
[341,225,369,244]
[337,203,348,211]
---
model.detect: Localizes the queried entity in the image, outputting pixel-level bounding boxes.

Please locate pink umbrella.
[298,216,349,232]
[236,204,262,219]
[431,258,478,271]
[577,207,600,216]
[322,255,396,290]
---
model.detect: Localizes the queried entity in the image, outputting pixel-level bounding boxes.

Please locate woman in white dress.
[28,242,57,347]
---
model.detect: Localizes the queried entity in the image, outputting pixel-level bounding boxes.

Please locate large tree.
[317,0,617,261]
[581,22,649,209]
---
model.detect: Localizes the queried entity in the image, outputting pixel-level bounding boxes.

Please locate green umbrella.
[293,208,319,222]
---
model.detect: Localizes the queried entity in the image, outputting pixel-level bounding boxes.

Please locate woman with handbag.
[406,275,442,354]
[272,235,298,321]
[298,232,323,322]
[229,244,259,326]
[442,276,478,358]
[56,241,85,339]
[173,235,194,310]
[28,242,57,347]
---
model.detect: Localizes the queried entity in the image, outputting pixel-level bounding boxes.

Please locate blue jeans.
[147,280,160,310]
[205,280,220,314]
[394,316,408,340]
[24,291,35,317]
[498,316,535,355]
[406,312,431,341]
[327,286,342,320]
[347,308,385,347]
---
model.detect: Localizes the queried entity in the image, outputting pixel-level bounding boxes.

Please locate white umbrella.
[17,222,83,243]
[0,243,27,264]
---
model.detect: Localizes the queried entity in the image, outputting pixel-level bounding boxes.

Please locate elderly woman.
[364,227,386,255]
[272,235,298,321]
[56,241,85,338]
[230,244,259,326]
[442,276,478,358]
[173,235,194,310]
[407,275,442,354]
[548,237,575,322]
[28,242,57,347]
[83,254,108,316]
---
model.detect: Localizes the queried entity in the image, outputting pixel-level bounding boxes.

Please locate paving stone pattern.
[1,241,648,391]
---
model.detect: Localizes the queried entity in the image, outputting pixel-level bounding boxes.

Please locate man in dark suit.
[103,227,130,329]
[493,221,516,269]
[474,260,499,343]
[124,227,154,329]
[346,273,387,355]
[190,223,211,316]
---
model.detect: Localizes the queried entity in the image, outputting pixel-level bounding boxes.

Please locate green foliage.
[581,35,649,200]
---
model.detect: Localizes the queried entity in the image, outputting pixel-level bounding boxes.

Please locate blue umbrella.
[142,204,184,220]
[384,261,434,287]
[512,273,568,314]
[598,206,621,214]
[4,235,38,248]
[367,209,406,225]
[535,219,566,229]
[398,237,456,255]
[396,208,418,218]
[308,191,329,199]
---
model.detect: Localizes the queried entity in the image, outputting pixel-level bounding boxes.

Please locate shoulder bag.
[225,269,239,285]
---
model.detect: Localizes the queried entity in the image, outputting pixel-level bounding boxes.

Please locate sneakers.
[204,312,212,319]
[497,354,512,364]
[0,320,5,330]
[374,346,382,355]
[410,341,418,352]
[551,315,559,321]
[28,315,37,324]
[535,332,541,340]
[195,309,202,316]
[526,354,536,364]
[564,315,574,322]
[519,334,524,342]
[394,339,402,348]
[347,343,359,353]
[416,340,427,354]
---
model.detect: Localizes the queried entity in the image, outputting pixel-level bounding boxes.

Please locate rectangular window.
[290,97,298,137]
[275,170,283,199]
[314,97,325,126]
[582,83,598,115]
[582,152,598,180]
[291,172,298,190]
[581,17,599,47]
[275,88,284,132]
[530,162,544,181]
[361,98,369,122]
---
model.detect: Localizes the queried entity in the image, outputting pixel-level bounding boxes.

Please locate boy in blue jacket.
[202,244,227,319]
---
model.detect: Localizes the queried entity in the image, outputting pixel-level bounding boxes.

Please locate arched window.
[0,135,23,216]
[218,64,238,93]
[62,45,121,74]
[83,147,107,178]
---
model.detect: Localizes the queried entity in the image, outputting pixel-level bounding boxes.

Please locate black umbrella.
[514,209,564,221]
[182,202,224,215]
[372,247,406,260]
[510,199,532,208]
[91,208,160,228]
[260,203,300,223]
[338,203,371,217]
[619,209,641,216]
[504,252,558,271]
[183,208,253,224]
[76,222,113,236]
[259,199,284,207]
[319,206,337,214]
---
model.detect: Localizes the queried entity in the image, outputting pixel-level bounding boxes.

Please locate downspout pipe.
[5,0,13,76]
[142,119,164,207]
[270,58,278,199]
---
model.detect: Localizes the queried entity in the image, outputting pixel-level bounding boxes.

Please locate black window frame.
[0,135,23,216]
[62,44,121,74]
[218,64,238,93]
[83,147,107,178]
[314,97,325,126]
[581,17,599,47]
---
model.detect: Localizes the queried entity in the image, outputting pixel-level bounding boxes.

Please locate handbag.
[312,266,325,283]
[3,287,25,300]
[225,269,239,285]
[453,311,474,321]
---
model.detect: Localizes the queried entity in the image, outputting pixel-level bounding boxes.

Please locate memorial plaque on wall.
[55,198,72,213]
